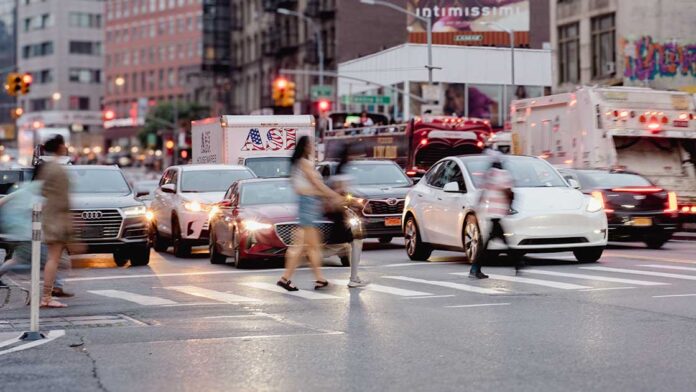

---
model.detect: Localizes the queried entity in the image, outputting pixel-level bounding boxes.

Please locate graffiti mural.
[623,36,696,81]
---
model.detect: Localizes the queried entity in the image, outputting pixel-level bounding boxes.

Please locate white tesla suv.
[402,155,608,264]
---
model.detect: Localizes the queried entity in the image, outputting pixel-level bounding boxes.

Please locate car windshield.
[245,157,291,178]
[465,157,567,188]
[67,168,131,194]
[342,163,410,186]
[578,172,652,188]
[180,169,254,192]
[240,181,296,206]
[0,170,26,195]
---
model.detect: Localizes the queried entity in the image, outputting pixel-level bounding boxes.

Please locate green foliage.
[138,101,210,147]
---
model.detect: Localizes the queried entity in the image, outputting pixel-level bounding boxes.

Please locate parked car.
[559,169,679,249]
[402,155,608,264]
[149,164,255,257]
[316,160,413,243]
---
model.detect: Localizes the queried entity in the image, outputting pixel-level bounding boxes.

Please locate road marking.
[640,264,696,272]
[605,253,696,265]
[0,335,20,350]
[87,290,178,306]
[0,330,65,357]
[653,293,696,298]
[402,295,456,300]
[460,273,592,290]
[241,282,340,299]
[579,287,636,292]
[330,280,433,297]
[581,266,696,281]
[445,303,511,308]
[382,276,505,295]
[381,262,459,268]
[203,315,260,319]
[524,269,668,286]
[164,286,260,303]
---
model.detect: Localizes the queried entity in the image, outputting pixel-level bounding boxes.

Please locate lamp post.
[482,21,514,122]
[360,0,434,87]
[277,8,324,87]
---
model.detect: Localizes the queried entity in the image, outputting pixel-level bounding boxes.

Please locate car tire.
[172,216,191,258]
[573,247,604,263]
[129,245,151,266]
[404,216,432,261]
[209,231,227,265]
[232,229,246,269]
[378,236,393,244]
[340,255,350,267]
[644,236,670,250]
[151,223,169,252]
[463,215,484,265]
[113,251,129,267]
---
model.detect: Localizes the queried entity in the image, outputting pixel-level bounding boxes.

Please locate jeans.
[471,218,508,274]
[0,242,68,288]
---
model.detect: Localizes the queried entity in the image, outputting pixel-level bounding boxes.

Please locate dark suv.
[66,166,150,266]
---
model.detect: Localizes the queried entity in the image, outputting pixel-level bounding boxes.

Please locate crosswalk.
[84,263,696,307]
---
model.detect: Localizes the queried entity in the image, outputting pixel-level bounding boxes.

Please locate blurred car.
[0,165,33,198]
[132,179,159,207]
[403,155,608,264]
[316,160,413,243]
[150,164,255,257]
[208,178,357,268]
[560,169,679,249]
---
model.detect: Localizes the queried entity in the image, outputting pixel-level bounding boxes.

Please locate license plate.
[632,217,653,227]
[384,217,402,227]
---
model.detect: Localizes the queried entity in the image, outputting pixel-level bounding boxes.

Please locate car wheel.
[209,231,227,265]
[172,216,191,258]
[339,255,350,267]
[113,251,129,267]
[151,223,169,252]
[232,229,246,269]
[378,236,393,244]
[129,245,151,266]
[644,236,670,250]
[404,216,432,261]
[463,215,484,265]
[573,247,604,263]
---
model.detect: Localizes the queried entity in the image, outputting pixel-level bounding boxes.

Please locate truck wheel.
[209,231,227,265]
[113,251,129,267]
[378,236,393,244]
[404,216,432,261]
[129,245,151,266]
[573,247,604,263]
[172,217,191,258]
[151,223,169,252]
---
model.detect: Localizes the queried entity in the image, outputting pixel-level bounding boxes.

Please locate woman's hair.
[290,135,311,167]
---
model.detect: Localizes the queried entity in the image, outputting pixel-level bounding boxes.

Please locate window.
[22,42,53,58]
[69,41,102,55]
[425,162,445,188]
[558,23,579,84]
[34,70,53,84]
[24,14,51,31]
[69,96,90,111]
[69,68,101,84]
[591,13,616,79]
[30,98,50,111]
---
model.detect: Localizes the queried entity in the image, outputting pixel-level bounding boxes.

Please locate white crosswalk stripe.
[639,264,696,272]
[88,290,178,306]
[581,266,696,281]
[329,280,433,297]
[382,276,505,295]
[164,286,260,303]
[523,269,668,286]
[241,282,341,299]
[452,273,592,290]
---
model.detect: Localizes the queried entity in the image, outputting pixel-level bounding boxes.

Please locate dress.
[36,160,73,244]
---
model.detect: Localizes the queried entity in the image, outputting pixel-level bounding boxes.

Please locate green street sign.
[340,95,392,105]
[310,85,334,99]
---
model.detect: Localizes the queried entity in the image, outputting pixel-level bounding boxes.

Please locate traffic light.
[102,109,115,121]
[282,81,296,107]
[272,77,288,106]
[5,73,22,96]
[20,73,32,95]
[10,107,23,119]
[317,99,331,113]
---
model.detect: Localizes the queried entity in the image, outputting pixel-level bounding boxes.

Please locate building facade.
[16,0,105,150]
[0,0,17,145]
[551,0,696,92]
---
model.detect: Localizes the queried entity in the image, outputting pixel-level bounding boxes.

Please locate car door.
[428,160,462,245]
[154,168,178,236]
[436,160,471,247]
[152,169,172,234]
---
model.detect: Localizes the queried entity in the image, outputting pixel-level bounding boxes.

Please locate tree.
[139,101,209,147]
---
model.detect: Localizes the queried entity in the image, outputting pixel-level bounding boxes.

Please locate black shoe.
[469,271,489,279]
[515,261,526,275]
[52,288,75,298]
[277,278,299,292]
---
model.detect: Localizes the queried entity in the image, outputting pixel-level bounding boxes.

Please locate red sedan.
[208,178,355,268]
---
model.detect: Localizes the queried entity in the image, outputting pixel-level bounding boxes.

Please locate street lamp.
[277,8,325,87]
[481,21,515,121]
[360,0,434,87]
[51,92,61,101]
[114,76,125,87]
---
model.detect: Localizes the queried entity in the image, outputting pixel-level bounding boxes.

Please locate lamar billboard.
[407,0,530,46]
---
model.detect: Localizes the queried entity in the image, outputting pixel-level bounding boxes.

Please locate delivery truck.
[192,115,315,178]
[511,86,696,226]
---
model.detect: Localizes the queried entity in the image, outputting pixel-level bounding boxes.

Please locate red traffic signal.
[274,77,288,90]
[21,74,32,85]
[103,109,115,121]
[317,99,331,112]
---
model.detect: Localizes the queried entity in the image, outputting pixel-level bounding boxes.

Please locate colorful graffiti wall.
[623,36,696,82]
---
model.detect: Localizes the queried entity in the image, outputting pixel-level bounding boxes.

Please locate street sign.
[340,95,392,105]
[311,85,334,100]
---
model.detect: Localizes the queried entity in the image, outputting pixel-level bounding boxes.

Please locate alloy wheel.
[464,218,480,262]
[405,219,417,256]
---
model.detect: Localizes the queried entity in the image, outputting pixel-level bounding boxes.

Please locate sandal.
[314,280,329,290]
[277,278,299,292]
[40,298,68,308]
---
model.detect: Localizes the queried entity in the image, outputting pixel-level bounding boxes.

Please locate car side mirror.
[161,183,176,193]
[443,182,460,193]
[568,179,581,190]
[136,191,149,198]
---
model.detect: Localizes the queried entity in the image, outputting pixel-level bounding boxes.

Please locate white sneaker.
[347,278,368,288]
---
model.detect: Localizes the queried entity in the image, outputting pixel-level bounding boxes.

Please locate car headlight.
[183,200,211,212]
[123,205,147,217]
[145,210,154,221]
[242,219,272,232]
[346,194,365,207]
[208,205,221,219]
[587,196,603,213]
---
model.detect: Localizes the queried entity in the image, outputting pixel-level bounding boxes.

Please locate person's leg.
[41,243,67,307]
[304,227,326,284]
[280,228,305,287]
[349,239,363,282]
[53,249,71,290]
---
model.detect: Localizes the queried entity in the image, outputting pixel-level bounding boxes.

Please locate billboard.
[407,0,530,33]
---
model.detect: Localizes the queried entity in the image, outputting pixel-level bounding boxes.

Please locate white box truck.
[192,115,315,178]
[511,86,696,220]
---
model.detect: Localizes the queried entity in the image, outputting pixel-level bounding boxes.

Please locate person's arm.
[300,161,339,199]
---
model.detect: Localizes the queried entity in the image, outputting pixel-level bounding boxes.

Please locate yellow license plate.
[385,217,402,227]
[632,217,653,227]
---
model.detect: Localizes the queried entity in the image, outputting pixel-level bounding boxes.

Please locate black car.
[0,165,33,198]
[560,169,679,249]
[317,160,413,243]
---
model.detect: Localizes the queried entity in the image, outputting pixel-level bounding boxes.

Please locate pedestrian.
[277,136,342,291]
[35,135,75,307]
[470,152,518,279]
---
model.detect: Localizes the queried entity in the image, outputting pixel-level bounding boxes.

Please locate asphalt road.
[1,239,696,392]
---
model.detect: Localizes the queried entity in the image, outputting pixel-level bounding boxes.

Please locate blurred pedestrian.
[278,136,342,291]
[470,151,517,279]
[36,135,75,307]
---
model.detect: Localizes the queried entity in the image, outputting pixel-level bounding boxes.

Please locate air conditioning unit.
[604,61,615,74]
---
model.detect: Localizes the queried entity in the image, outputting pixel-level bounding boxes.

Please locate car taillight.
[664,192,678,213]
[611,187,663,193]
[591,191,614,213]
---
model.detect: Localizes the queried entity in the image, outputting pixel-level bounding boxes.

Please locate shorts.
[298,195,322,227]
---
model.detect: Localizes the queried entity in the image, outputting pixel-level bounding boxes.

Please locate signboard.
[340,95,392,105]
[311,85,334,100]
